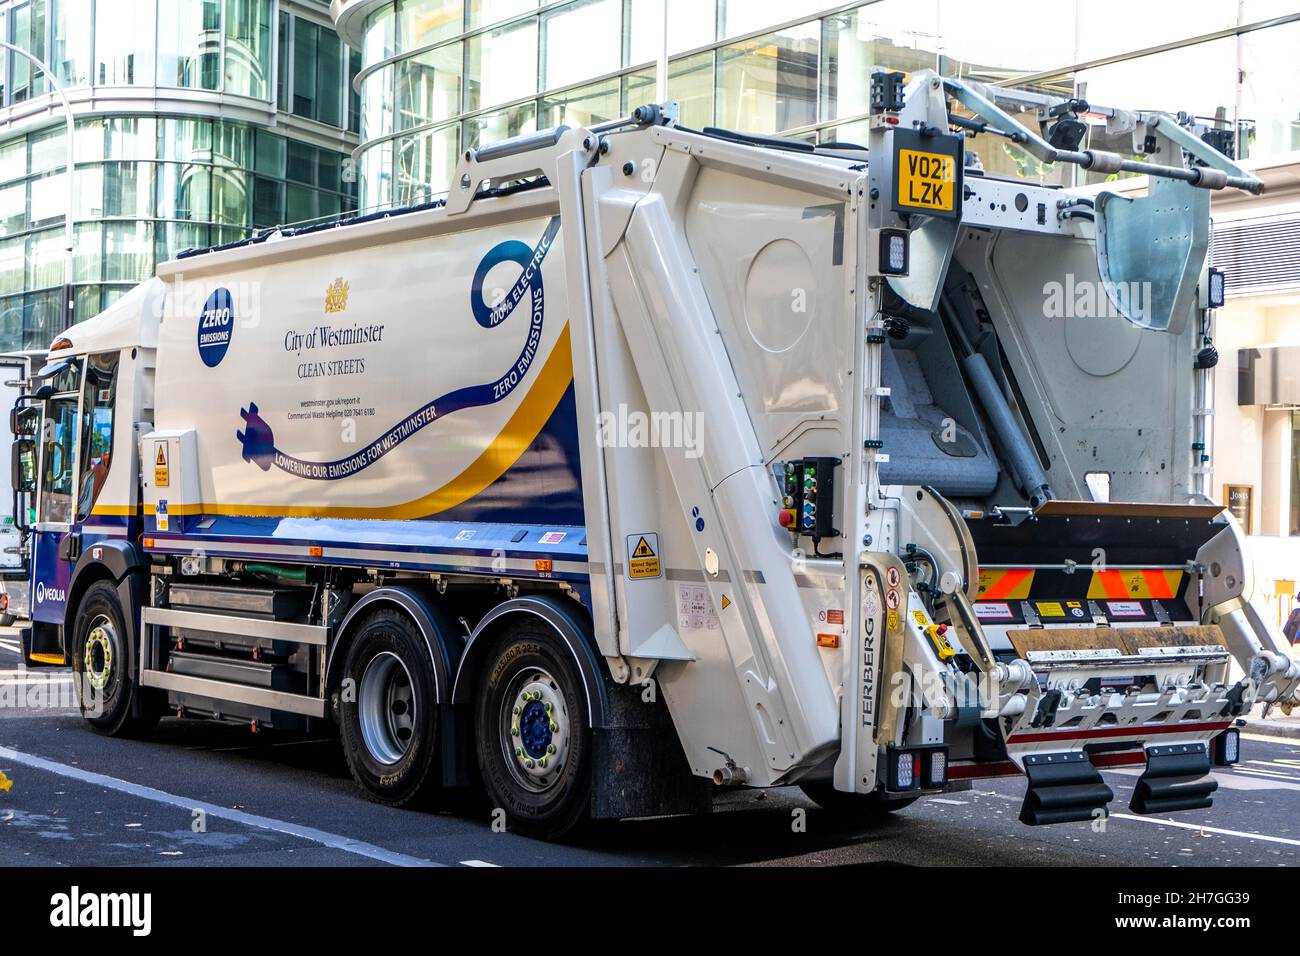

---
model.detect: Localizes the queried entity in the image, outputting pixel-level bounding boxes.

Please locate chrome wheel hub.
[358,651,415,766]
[503,668,569,792]
[84,616,114,692]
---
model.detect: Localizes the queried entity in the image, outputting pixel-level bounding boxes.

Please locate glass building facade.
[332,0,1300,210]
[0,0,361,350]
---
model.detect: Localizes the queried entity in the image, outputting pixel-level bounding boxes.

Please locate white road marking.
[929,798,968,806]
[0,677,71,686]
[459,859,500,867]
[0,745,443,867]
[1109,813,1300,849]
[1241,731,1300,745]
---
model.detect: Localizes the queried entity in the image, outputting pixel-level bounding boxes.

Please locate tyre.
[799,782,918,817]
[0,612,15,628]
[338,609,442,807]
[71,580,158,736]
[474,622,591,840]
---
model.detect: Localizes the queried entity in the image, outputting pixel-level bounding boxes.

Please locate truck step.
[140,669,325,718]
[141,606,327,646]
[1018,751,1114,825]
[1129,743,1217,815]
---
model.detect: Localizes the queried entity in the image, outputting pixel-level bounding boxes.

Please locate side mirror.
[11,438,34,495]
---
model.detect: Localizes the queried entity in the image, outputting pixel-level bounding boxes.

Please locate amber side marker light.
[816,633,840,649]
[535,559,553,573]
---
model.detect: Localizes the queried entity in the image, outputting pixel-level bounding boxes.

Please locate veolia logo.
[198,288,235,368]
[35,580,66,604]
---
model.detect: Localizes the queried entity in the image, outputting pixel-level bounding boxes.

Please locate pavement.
[5,625,1300,867]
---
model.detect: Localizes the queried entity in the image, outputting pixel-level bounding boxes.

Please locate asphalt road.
[3,628,1300,867]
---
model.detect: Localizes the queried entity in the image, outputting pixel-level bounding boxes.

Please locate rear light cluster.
[885,746,948,792]
[1211,727,1240,766]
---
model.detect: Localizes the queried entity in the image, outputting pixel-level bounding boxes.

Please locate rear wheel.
[71,580,157,736]
[474,623,591,840]
[799,782,918,817]
[0,612,16,628]
[338,609,441,807]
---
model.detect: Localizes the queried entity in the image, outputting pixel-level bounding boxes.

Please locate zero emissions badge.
[198,287,235,367]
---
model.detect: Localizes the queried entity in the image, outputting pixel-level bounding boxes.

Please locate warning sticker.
[1106,600,1146,618]
[974,602,1013,620]
[825,608,844,625]
[885,588,900,611]
[886,609,899,632]
[677,583,718,631]
[627,533,661,580]
[1035,601,1065,617]
[154,442,169,488]
[156,499,169,532]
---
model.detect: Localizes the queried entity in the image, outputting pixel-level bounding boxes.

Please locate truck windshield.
[76,353,118,521]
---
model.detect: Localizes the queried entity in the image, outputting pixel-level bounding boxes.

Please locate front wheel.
[71,580,158,736]
[474,624,591,840]
[338,609,442,807]
[799,782,918,817]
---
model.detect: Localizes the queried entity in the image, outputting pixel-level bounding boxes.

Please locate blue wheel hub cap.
[519,699,552,758]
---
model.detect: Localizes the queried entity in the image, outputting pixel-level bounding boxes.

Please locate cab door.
[29,358,83,626]
[0,358,32,587]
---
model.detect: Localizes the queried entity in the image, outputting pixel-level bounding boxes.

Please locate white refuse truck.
[9,71,1294,838]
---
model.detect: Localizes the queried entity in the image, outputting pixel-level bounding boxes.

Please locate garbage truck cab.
[11,72,1295,838]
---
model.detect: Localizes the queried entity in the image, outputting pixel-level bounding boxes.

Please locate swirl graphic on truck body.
[236,216,561,479]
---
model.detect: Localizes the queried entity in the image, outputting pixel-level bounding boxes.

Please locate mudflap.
[1129,742,1217,815]
[20,621,66,667]
[591,680,711,820]
[1019,751,1114,826]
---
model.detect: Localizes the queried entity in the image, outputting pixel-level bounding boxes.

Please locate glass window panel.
[157,118,213,163]
[286,183,321,223]
[396,42,461,131]
[211,168,249,226]
[717,23,820,134]
[225,0,272,98]
[156,163,212,221]
[24,290,62,350]
[1239,21,1300,159]
[103,162,156,219]
[937,0,1074,81]
[317,149,342,188]
[469,0,534,31]
[361,64,396,141]
[316,23,344,127]
[103,221,154,281]
[104,116,156,160]
[72,163,104,218]
[252,175,284,228]
[73,284,100,324]
[723,0,827,39]
[0,237,25,295]
[156,221,210,263]
[74,221,101,282]
[287,140,316,184]
[628,0,714,64]
[540,78,620,129]
[394,127,457,204]
[29,173,69,226]
[0,181,25,234]
[1074,1,1237,65]
[348,48,363,134]
[624,52,714,129]
[212,119,251,168]
[254,129,286,176]
[29,127,67,175]
[10,0,49,103]
[95,0,156,85]
[51,0,92,87]
[543,0,619,90]
[277,10,291,110]
[364,3,397,64]
[158,0,223,90]
[100,285,130,310]
[399,0,463,48]
[466,18,537,110]
[822,4,939,124]
[462,100,536,150]
[0,11,6,104]
[27,229,65,289]
[0,139,23,184]
[360,140,394,211]
[293,17,320,116]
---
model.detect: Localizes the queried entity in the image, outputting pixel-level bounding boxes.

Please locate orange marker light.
[535,559,553,573]
[816,633,840,649]
[308,546,323,558]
